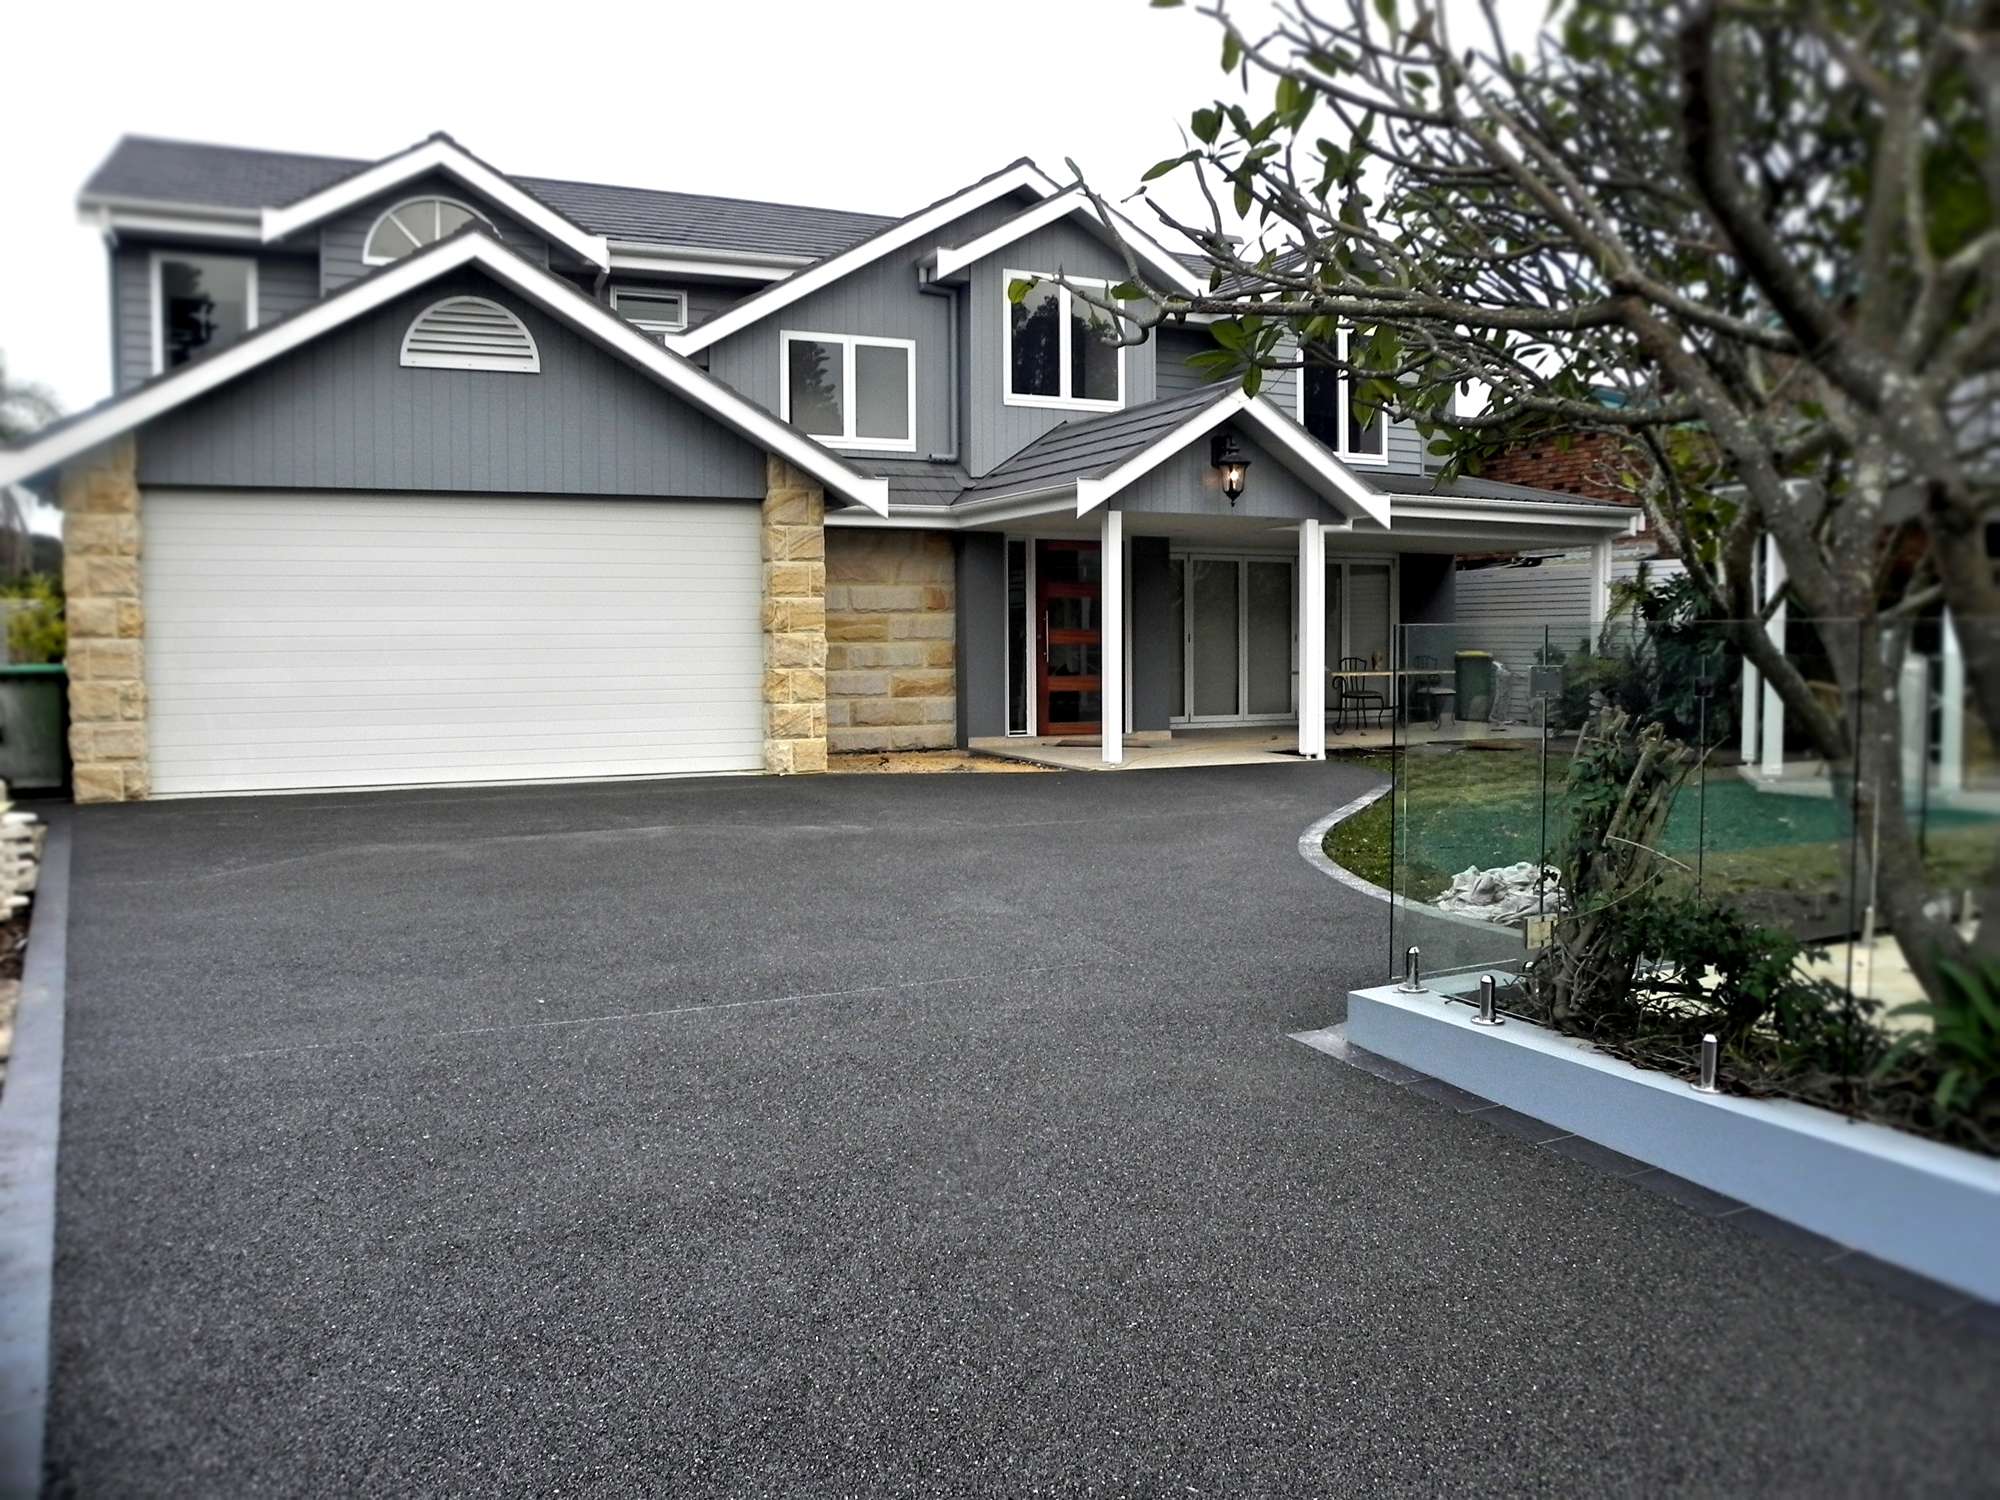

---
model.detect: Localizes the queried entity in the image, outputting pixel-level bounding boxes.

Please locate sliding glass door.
[1172,553,1297,724]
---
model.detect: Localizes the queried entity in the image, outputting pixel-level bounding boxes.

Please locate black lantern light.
[1210,431,1251,503]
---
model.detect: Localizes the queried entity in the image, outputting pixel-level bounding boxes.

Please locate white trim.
[927,188,1203,296]
[0,233,888,513]
[607,242,807,279]
[1101,509,1124,765]
[1002,267,1127,412]
[399,295,541,374]
[1294,328,1390,466]
[1759,536,1788,779]
[362,195,492,266]
[1941,608,1967,794]
[1298,520,1326,759]
[149,248,259,377]
[259,136,611,269]
[777,330,918,453]
[611,286,689,338]
[80,199,264,243]
[674,160,1059,354]
[1075,387,1392,528]
[1385,495,1638,528]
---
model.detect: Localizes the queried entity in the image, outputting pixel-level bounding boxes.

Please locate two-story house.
[0,132,1637,800]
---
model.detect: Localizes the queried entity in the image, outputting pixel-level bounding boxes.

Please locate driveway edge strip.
[1296,782,1513,938]
[0,814,71,1499]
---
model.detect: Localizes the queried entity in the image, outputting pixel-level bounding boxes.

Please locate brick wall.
[825,531,955,754]
[1482,431,1643,506]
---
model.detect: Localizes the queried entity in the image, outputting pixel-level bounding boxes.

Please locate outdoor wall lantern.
[1211,431,1250,503]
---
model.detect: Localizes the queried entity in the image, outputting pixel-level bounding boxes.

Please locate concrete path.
[48,767,1998,1496]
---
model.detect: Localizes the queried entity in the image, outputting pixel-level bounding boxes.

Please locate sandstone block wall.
[825,531,956,754]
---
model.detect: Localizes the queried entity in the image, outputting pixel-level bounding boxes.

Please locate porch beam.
[1941,608,1966,794]
[1101,508,1124,766]
[1298,520,1326,759]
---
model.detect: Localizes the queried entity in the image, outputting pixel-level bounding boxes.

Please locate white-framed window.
[363,197,491,264]
[1004,269,1126,411]
[151,251,258,374]
[611,287,688,340]
[1297,328,1389,463]
[778,331,916,452]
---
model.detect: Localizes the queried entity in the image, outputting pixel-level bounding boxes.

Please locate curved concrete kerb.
[1295,782,1509,937]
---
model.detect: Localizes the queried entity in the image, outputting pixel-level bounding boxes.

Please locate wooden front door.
[1036,540,1103,735]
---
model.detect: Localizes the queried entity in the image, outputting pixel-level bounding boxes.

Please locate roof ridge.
[517,173,897,224]
[110,133,366,168]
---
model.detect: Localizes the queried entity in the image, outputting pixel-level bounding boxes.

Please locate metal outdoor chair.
[1406,654,1442,724]
[1336,656,1389,731]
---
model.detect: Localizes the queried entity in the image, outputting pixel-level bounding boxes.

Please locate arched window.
[364,197,490,264]
[400,296,540,374]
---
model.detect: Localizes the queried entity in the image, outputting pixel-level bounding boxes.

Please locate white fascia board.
[259,138,610,268]
[673,161,1059,355]
[0,234,887,513]
[927,189,1203,296]
[1073,388,1392,528]
[77,195,265,242]
[606,244,801,281]
[1389,495,1639,531]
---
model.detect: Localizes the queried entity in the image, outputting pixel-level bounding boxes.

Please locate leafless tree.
[1069,0,2000,991]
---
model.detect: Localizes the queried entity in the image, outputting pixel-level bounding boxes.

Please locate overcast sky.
[4,0,1545,424]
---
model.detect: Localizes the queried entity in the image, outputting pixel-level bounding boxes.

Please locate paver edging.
[0,814,71,1497]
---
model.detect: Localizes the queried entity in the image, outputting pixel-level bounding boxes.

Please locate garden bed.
[1347,981,2000,1304]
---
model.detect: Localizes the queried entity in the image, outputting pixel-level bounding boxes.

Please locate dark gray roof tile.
[955,383,1237,503]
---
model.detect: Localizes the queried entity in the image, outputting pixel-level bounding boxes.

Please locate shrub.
[1,574,63,664]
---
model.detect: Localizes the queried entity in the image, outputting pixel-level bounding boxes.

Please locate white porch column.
[1760,535,1788,779]
[1298,520,1326,759]
[1941,608,1966,794]
[1101,507,1124,766]
[1588,537,1615,622]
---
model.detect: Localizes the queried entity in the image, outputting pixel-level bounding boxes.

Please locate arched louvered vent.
[400,296,541,374]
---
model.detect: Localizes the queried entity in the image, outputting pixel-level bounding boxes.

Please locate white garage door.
[143,491,766,795]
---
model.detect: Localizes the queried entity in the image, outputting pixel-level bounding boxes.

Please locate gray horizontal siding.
[112,247,318,393]
[1155,327,1218,397]
[316,174,549,296]
[137,275,767,499]
[1448,554,1686,703]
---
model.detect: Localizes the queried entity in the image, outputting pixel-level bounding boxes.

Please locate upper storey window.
[153,252,257,373]
[364,197,489,264]
[1005,271,1124,411]
[780,331,915,452]
[1299,329,1388,463]
[611,288,688,341]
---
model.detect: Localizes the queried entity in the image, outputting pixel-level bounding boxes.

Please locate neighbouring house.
[0,132,1639,801]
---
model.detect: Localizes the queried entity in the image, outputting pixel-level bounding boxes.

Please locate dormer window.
[364,197,490,264]
[152,252,257,373]
[1299,328,1389,463]
[1005,270,1125,411]
[611,288,688,341]
[779,331,915,452]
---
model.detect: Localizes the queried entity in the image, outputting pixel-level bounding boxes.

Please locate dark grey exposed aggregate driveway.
[47,766,2000,1497]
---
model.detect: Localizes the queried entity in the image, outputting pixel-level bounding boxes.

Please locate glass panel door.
[1189,559,1240,718]
[1037,541,1101,734]
[1245,561,1294,715]
[1167,557,1186,720]
[1349,563,1392,670]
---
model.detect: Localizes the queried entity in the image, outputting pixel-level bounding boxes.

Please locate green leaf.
[1191,107,1222,145]
[1221,30,1242,71]
[1148,0,1182,6]
[1109,281,1142,301]
[1243,365,1263,396]
[1142,151,1197,182]
[1006,277,1039,306]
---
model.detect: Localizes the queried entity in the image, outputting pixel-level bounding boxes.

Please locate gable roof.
[925,186,1203,296]
[256,134,612,270]
[80,136,899,263]
[952,384,1392,527]
[672,159,1062,354]
[0,228,889,514]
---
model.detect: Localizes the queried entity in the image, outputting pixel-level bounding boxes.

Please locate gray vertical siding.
[111,247,318,393]
[1111,426,1345,523]
[315,174,550,296]
[701,194,1035,467]
[964,217,1158,477]
[1129,536,1173,731]
[955,532,1007,742]
[136,276,767,498]
[1154,326,1215,398]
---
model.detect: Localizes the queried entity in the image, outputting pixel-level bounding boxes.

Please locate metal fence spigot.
[1693,1033,1722,1095]
[1472,973,1504,1027]
[1397,945,1424,993]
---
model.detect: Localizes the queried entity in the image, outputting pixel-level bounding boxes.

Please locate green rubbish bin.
[0,665,69,792]
[1454,651,1496,722]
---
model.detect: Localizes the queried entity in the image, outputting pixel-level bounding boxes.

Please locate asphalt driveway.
[47,766,1999,1496]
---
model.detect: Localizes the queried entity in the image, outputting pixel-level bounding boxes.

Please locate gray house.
[1,132,1637,800]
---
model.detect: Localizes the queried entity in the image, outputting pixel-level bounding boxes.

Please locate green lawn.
[1326,745,1997,910]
